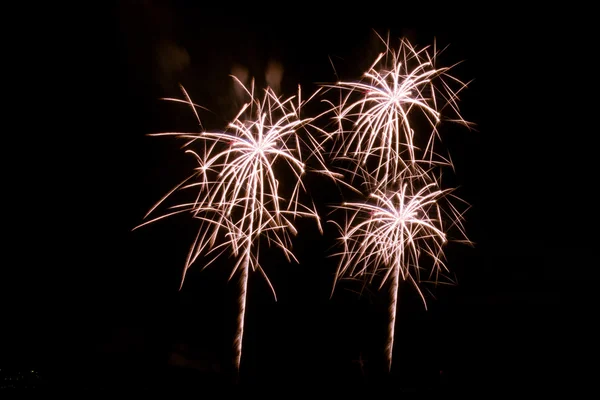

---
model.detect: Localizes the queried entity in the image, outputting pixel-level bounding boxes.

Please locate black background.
[2,1,593,393]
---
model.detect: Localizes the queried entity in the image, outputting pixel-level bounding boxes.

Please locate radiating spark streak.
[135,77,340,373]
[321,33,471,190]
[330,173,470,371]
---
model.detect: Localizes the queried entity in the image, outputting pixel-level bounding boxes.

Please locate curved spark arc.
[322,33,471,191]
[135,76,340,373]
[330,170,470,371]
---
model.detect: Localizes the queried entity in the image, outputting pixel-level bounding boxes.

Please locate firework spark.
[135,77,340,373]
[329,169,470,372]
[321,32,471,190]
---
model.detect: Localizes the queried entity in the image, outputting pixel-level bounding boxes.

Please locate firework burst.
[135,77,339,373]
[321,32,471,190]
[329,169,470,371]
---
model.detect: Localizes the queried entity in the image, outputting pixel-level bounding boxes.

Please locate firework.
[321,31,473,371]
[329,168,470,371]
[135,77,339,373]
[321,32,471,191]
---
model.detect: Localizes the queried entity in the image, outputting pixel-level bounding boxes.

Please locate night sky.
[3,2,593,393]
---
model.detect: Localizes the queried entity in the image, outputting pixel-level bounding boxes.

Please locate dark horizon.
[2,3,592,392]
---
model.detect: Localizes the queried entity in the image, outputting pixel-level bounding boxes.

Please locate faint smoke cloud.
[265,59,284,94]
[156,39,190,92]
[231,64,250,102]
